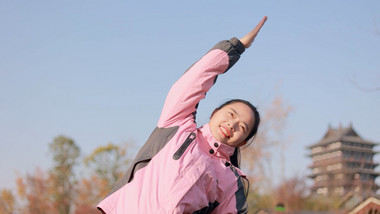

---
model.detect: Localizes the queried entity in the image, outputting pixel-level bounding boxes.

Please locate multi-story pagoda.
[308,123,379,196]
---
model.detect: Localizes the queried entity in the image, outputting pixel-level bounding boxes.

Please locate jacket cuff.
[229,37,245,55]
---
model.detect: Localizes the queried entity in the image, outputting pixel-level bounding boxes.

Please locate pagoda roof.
[308,123,378,148]
[309,168,380,178]
[308,146,378,157]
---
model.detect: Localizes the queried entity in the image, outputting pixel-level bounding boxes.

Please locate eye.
[241,126,246,133]
[230,112,234,117]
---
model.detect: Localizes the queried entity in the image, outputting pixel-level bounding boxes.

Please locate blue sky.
[1,1,379,190]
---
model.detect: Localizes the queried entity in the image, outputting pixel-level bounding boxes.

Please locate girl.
[98,16,267,214]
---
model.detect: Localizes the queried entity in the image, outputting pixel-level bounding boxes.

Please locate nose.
[227,122,235,132]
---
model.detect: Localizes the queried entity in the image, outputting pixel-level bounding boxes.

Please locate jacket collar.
[199,123,236,160]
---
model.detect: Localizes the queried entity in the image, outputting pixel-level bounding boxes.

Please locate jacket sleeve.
[157,37,245,128]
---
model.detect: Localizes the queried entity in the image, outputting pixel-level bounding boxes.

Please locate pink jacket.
[97,37,249,214]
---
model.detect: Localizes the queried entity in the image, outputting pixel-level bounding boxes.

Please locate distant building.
[308,123,379,197]
[348,196,380,214]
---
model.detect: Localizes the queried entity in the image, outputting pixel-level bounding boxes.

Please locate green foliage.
[84,142,129,188]
[246,175,344,213]
[8,134,351,213]
[49,136,80,175]
[247,192,275,214]
[302,195,341,211]
[9,136,135,214]
[49,135,80,214]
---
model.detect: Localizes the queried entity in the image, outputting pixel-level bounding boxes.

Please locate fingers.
[252,16,267,37]
[255,16,268,33]
[240,16,268,48]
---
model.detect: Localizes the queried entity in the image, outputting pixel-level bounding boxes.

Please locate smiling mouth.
[219,126,231,138]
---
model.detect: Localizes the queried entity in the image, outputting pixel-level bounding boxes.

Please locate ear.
[210,108,219,118]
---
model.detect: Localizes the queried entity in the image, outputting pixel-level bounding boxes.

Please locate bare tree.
[241,95,293,191]
[349,18,380,92]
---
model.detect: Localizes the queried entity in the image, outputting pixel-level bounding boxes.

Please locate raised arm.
[157,17,268,128]
[157,39,242,128]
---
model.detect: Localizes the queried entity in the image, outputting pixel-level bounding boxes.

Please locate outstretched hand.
[240,16,268,49]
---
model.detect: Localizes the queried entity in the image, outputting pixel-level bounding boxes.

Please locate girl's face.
[209,102,255,147]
